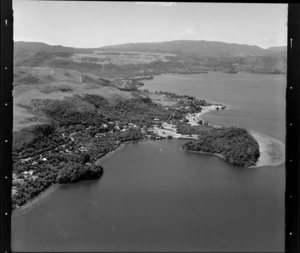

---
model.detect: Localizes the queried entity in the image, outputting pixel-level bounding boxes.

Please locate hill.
[13,40,287,131]
[14,40,287,75]
[100,40,280,58]
[266,46,287,53]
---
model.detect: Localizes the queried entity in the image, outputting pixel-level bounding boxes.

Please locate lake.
[142,72,286,142]
[12,72,286,252]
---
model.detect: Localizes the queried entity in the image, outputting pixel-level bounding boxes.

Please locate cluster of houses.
[13,115,175,195]
[114,78,144,90]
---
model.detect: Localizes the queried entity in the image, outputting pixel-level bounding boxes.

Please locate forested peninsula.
[182,127,260,167]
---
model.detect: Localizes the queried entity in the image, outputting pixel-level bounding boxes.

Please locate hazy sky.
[13,1,287,49]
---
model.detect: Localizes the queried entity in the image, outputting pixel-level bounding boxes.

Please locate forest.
[57,163,103,184]
[182,127,260,167]
[81,94,172,127]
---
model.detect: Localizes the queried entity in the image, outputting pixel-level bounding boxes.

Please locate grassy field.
[70,51,176,65]
[13,66,132,131]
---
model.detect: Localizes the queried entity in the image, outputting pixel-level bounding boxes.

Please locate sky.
[13,1,288,49]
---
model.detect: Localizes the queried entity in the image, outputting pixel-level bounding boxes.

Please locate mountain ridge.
[14,40,287,75]
[15,40,287,56]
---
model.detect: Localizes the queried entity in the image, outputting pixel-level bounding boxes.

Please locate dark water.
[12,72,286,252]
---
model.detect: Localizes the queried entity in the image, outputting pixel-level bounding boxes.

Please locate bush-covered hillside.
[182,127,260,167]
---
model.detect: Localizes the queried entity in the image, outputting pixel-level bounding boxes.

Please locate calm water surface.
[143,72,286,141]
[12,72,286,252]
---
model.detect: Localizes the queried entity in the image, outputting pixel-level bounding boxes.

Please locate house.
[22,170,34,177]
[21,157,32,163]
[32,175,39,181]
[79,147,87,152]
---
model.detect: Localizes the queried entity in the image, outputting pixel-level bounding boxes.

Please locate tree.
[80,153,91,164]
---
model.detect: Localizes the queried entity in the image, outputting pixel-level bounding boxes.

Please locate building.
[79,147,87,152]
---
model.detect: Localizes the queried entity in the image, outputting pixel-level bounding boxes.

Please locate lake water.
[12,72,286,252]
[142,72,286,142]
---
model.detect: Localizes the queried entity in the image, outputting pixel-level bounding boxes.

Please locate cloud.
[176,28,196,36]
[135,2,177,7]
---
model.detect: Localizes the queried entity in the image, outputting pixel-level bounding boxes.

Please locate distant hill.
[100,40,283,58]
[14,40,287,75]
[14,41,93,66]
[14,41,75,59]
[267,46,287,53]
[100,40,287,74]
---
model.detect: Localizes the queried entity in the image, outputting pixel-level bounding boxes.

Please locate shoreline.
[180,130,285,168]
[12,184,59,217]
[182,147,226,160]
[13,140,141,214]
[186,105,223,126]
[185,105,285,168]
[249,130,285,168]
[94,141,131,165]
